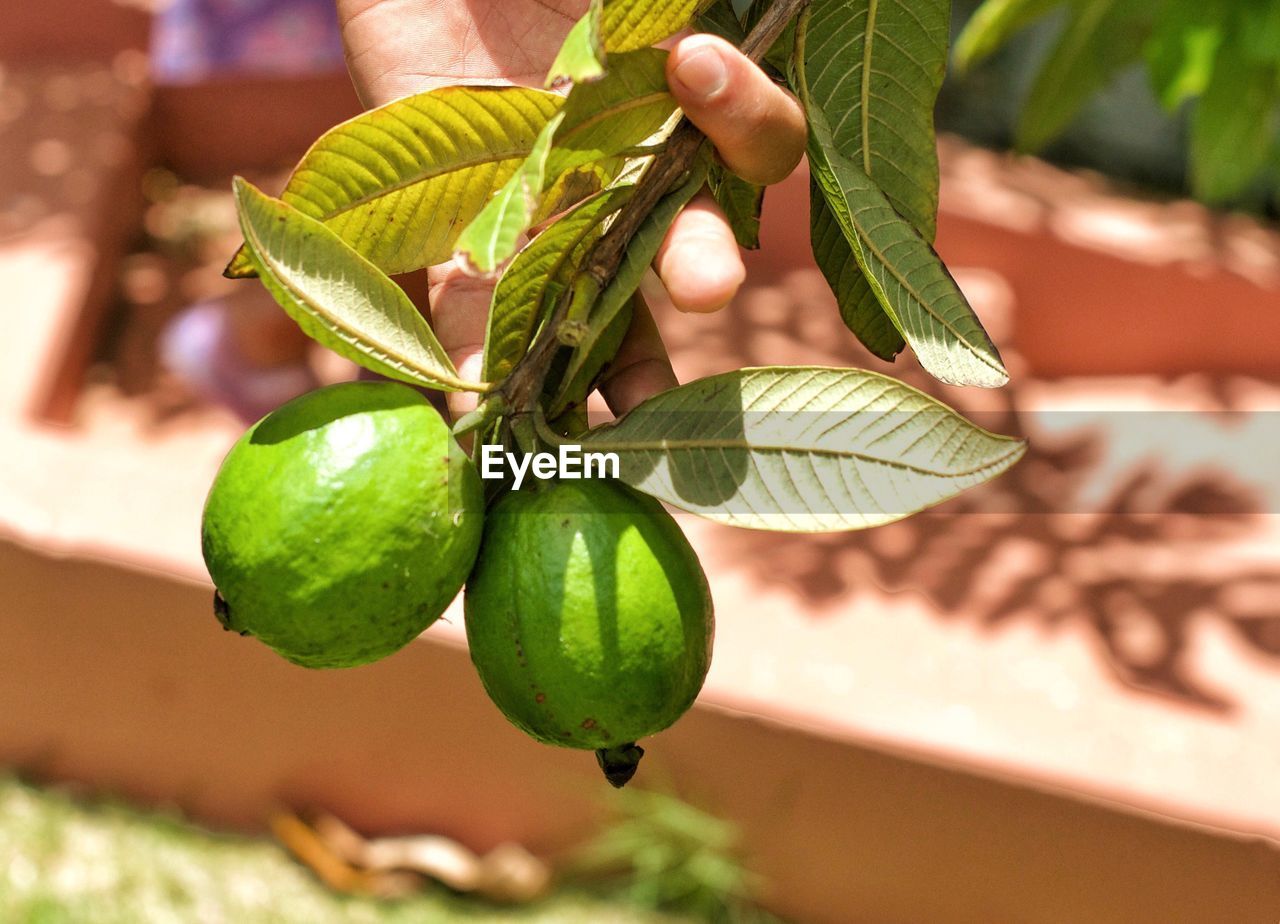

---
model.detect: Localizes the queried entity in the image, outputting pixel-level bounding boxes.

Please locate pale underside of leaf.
[807,110,1008,388]
[483,186,634,384]
[809,185,905,361]
[578,366,1025,531]
[226,86,565,278]
[232,178,475,393]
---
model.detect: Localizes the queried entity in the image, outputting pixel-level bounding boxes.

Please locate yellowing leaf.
[226,86,564,278]
[603,0,704,51]
[550,49,676,177]
[457,51,675,277]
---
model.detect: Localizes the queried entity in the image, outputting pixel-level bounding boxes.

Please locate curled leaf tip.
[451,249,504,280]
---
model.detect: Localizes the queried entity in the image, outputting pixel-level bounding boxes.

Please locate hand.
[336,0,806,414]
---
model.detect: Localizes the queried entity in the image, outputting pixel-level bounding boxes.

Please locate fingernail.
[672,44,728,99]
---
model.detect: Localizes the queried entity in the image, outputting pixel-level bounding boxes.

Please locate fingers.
[423,31,808,417]
[666,34,807,186]
[426,260,492,420]
[653,34,807,311]
[654,192,746,313]
[599,295,678,415]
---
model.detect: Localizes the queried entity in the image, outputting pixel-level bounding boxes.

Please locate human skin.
[335,0,807,416]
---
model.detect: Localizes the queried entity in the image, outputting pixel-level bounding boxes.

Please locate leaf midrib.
[298,89,671,225]
[580,434,1025,479]
[859,0,879,176]
[556,90,674,159]
[816,149,1005,377]
[290,146,532,221]
[242,199,473,392]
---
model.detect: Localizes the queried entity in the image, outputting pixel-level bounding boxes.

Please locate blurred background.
[1,1,1278,922]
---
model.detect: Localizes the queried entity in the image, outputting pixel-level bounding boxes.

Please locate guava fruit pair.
[201,381,712,784]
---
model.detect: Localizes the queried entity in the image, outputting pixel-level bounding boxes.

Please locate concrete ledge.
[2,540,1277,924]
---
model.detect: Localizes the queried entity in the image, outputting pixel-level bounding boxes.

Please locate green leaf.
[482,186,634,384]
[1191,32,1279,202]
[577,366,1026,531]
[225,86,563,278]
[603,0,705,52]
[548,158,709,415]
[796,0,954,368]
[549,49,677,178]
[455,112,566,275]
[809,184,904,361]
[709,163,764,250]
[954,0,1064,71]
[232,178,477,393]
[806,107,1008,388]
[546,0,606,87]
[1241,4,1280,64]
[1144,0,1224,110]
[798,0,951,241]
[1014,0,1150,153]
[457,50,676,275]
[696,0,746,43]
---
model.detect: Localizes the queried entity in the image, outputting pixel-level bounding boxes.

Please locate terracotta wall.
[2,541,1277,924]
[1,0,149,63]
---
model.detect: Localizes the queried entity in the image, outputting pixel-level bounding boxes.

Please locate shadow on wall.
[667,271,1280,714]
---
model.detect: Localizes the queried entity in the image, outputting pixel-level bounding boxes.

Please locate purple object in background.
[151,0,345,84]
[160,301,319,422]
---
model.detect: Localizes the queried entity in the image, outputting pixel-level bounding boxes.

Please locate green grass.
[0,776,682,924]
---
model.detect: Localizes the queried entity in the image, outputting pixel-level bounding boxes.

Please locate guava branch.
[500,0,811,415]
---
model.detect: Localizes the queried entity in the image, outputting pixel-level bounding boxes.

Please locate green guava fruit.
[464,479,714,786]
[201,381,483,669]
